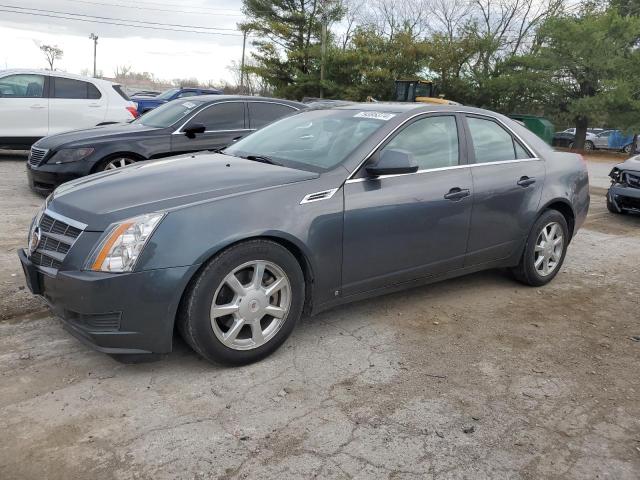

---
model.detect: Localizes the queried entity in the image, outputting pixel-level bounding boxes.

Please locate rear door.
[247,101,298,129]
[463,115,545,266]
[0,73,49,139]
[171,101,251,153]
[49,76,106,134]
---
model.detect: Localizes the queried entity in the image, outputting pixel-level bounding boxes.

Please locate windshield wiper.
[243,154,282,166]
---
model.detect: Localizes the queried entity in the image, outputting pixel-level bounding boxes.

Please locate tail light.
[126,106,139,118]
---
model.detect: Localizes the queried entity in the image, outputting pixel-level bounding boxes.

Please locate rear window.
[112,85,130,101]
[53,77,102,100]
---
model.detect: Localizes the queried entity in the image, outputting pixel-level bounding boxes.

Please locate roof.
[0,68,120,86]
[176,94,306,107]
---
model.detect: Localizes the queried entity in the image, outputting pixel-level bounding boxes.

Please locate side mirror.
[183,123,206,138]
[366,149,418,177]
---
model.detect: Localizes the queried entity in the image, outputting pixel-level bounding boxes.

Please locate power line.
[0,8,244,36]
[0,4,238,31]
[58,0,246,17]
[80,0,242,12]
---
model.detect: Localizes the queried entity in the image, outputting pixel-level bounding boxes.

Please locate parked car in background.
[133,87,223,114]
[26,95,305,192]
[19,103,589,365]
[592,129,635,153]
[129,90,161,97]
[552,129,597,150]
[0,69,138,149]
[607,156,640,214]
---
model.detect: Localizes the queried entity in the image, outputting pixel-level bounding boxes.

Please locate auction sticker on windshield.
[353,111,396,121]
[182,102,198,109]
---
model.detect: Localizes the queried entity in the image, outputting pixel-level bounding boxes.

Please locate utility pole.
[319,0,330,98]
[240,29,248,94]
[89,33,98,77]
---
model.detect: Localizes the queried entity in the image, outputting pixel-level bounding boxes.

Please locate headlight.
[50,148,95,164]
[86,213,165,272]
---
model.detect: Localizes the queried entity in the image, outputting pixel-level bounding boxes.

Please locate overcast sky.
[0,0,249,84]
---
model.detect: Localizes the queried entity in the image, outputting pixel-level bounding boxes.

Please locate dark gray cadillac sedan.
[19,103,590,365]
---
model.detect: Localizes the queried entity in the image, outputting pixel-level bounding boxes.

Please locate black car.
[607,156,640,214]
[26,95,305,193]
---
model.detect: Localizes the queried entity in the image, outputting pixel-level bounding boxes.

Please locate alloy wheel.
[534,222,564,277]
[210,260,291,350]
[104,157,136,170]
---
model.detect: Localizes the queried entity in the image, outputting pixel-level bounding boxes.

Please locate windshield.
[224,109,393,172]
[133,100,203,128]
[156,88,179,100]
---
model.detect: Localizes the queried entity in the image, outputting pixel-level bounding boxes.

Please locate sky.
[0,0,250,84]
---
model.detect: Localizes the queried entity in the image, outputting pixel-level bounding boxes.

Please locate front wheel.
[584,140,594,151]
[512,210,569,286]
[622,144,632,154]
[178,239,305,365]
[101,155,137,171]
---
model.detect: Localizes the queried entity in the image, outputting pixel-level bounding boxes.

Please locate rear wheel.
[512,210,569,286]
[584,140,594,151]
[178,239,305,365]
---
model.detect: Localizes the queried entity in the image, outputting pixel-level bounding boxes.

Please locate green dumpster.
[508,114,554,145]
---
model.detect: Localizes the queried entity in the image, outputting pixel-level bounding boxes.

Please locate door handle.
[517,176,536,187]
[88,103,101,107]
[30,104,46,109]
[443,187,470,201]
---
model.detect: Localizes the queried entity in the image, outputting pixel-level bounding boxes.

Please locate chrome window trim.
[246,100,301,111]
[344,157,542,184]
[43,209,88,231]
[345,110,539,181]
[171,100,246,135]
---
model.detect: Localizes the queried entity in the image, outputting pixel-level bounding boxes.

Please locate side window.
[514,142,531,159]
[382,115,459,170]
[187,102,245,131]
[248,102,297,129]
[467,117,519,163]
[53,77,100,99]
[178,91,197,98]
[0,74,45,98]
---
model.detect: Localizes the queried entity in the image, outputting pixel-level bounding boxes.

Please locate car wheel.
[568,142,574,149]
[178,239,305,365]
[622,144,632,154]
[512,210,569,287]
[101,155,137,171]
[584,140,594,151]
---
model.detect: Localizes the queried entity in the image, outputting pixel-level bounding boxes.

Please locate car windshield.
[133,100,203,128]
[156,88,179,100]
[224,109,394,172]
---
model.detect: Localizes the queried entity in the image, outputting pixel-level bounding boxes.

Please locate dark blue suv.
[132,87,223,114]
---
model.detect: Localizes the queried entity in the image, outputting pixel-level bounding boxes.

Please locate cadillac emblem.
[29,226,41,255]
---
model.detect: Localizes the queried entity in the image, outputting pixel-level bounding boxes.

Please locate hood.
[133,97,166,105]
[48,153,319,230]
[34,123,159,150]
[614,155,640,173]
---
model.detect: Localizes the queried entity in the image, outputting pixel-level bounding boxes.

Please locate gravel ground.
[0,151,639,479]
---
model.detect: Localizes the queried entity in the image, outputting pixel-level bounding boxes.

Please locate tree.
[40,44,63,70]
[510,9,640,147]
[240,0,343,98]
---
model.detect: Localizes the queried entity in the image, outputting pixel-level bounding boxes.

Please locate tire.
[512,210,569,287]
[178,239,305,365]
[99,154,137,171]
[584,140,594,151]
[568,142,574,149]
[622,144,632,154]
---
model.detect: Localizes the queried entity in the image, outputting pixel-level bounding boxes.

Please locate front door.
[342,114,473,296]
[171,101,252,154]
[0,73,48,139]
[462,115,545,265]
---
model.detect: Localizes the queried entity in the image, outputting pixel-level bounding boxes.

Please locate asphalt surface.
[0,150,639,480]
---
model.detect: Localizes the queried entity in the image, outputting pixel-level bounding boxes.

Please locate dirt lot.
[1,152,639,479]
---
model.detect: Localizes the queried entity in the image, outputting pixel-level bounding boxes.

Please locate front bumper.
[608,183,640,213]
[18,248,197,354]
[27,160,95,194]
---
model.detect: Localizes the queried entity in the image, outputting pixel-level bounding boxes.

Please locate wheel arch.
[539,198,576,239]
[172,233,316,338]
[91,151,147,173]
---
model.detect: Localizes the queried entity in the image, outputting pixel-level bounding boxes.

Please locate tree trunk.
[573,116,588,150]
